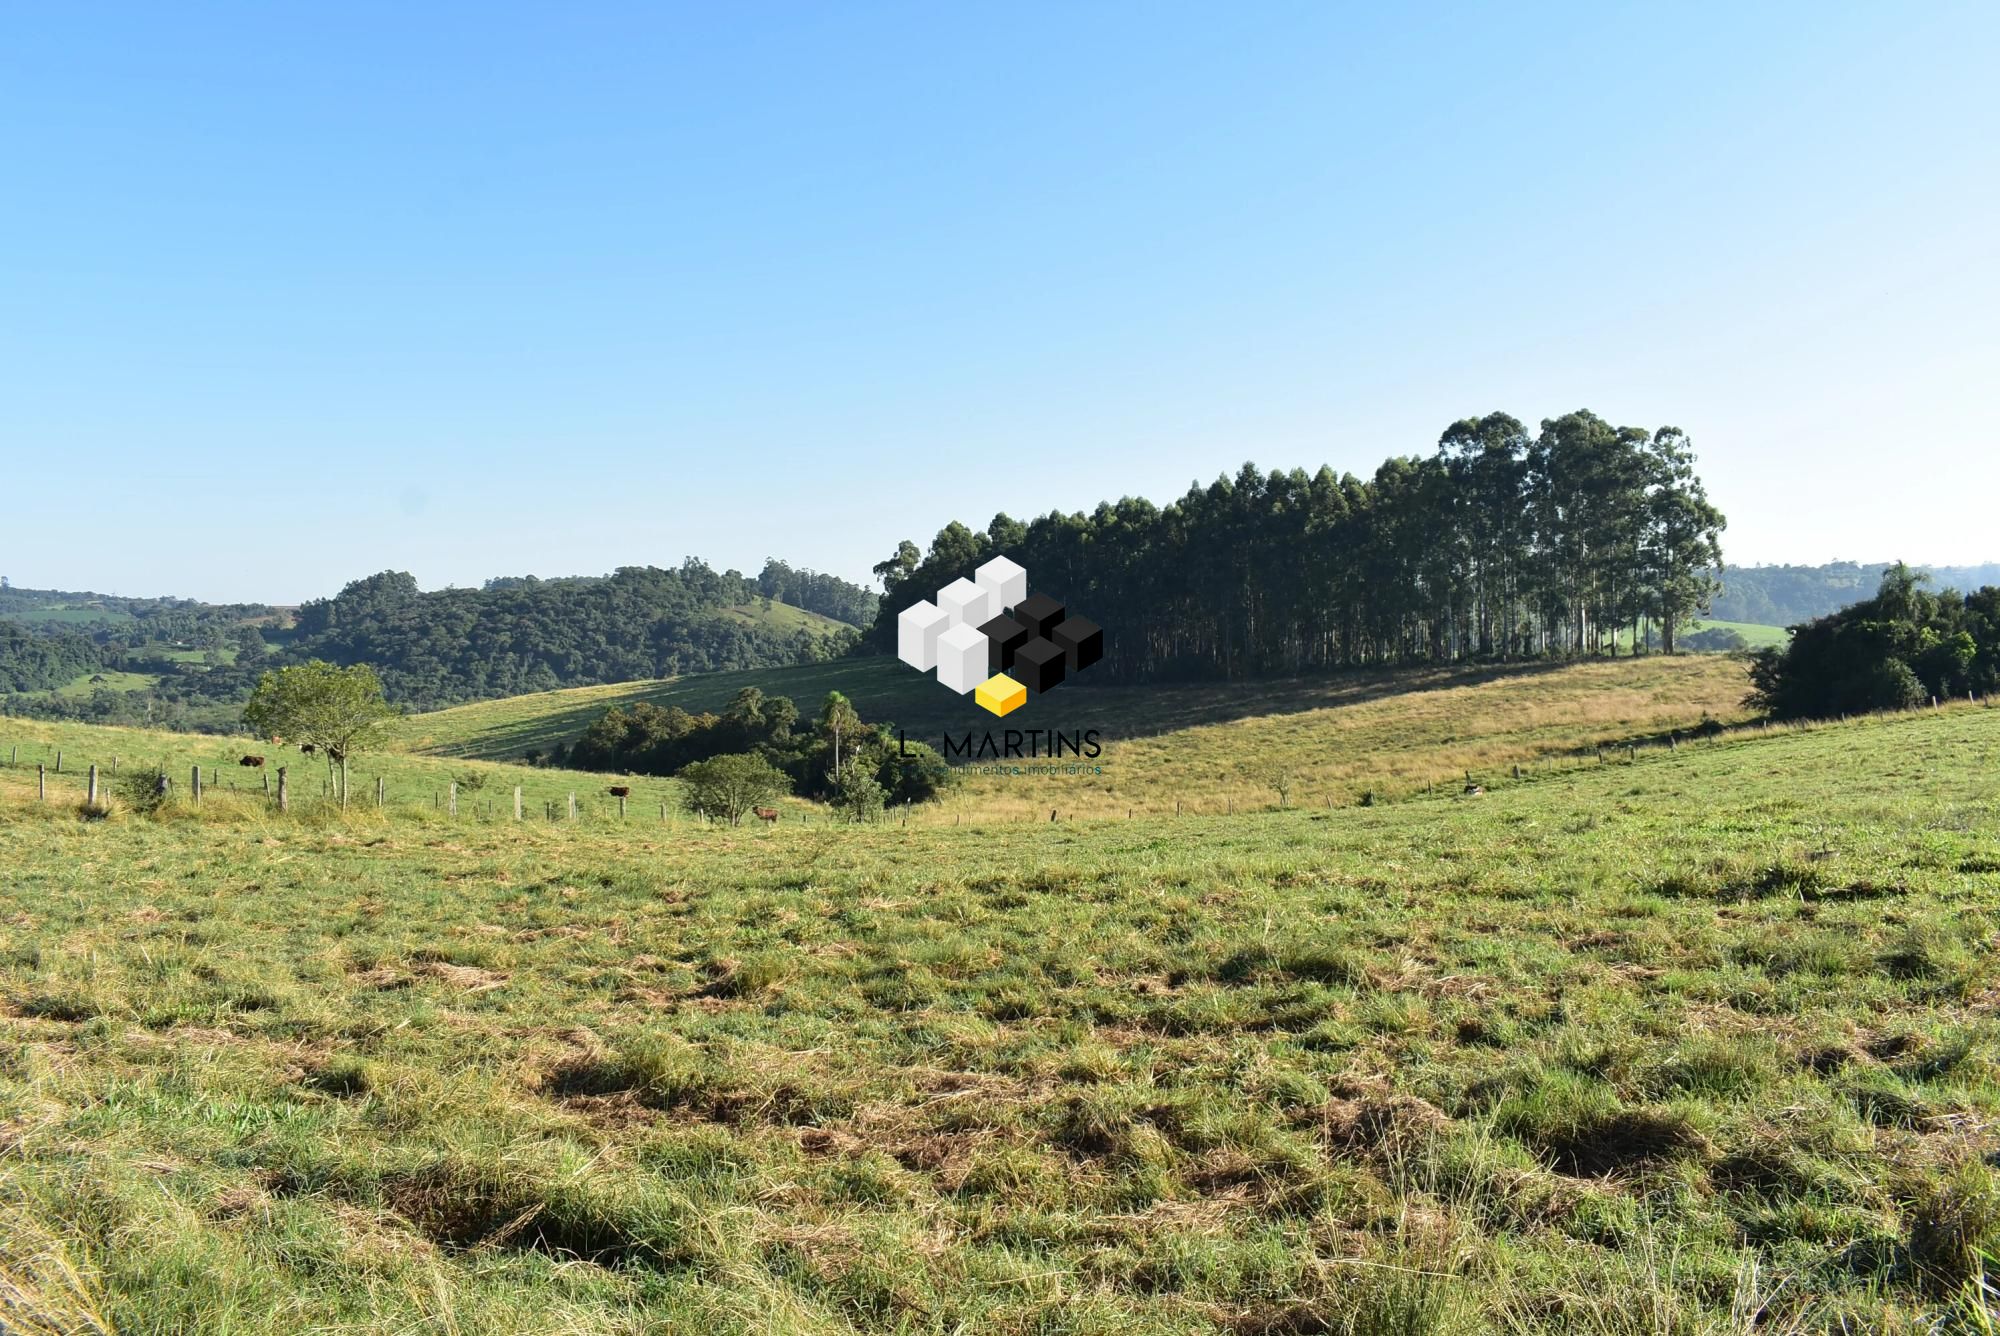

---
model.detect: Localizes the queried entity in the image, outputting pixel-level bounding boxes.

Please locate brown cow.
[753,806,780,823]
[239,755,265,768]
[608,785,631,798]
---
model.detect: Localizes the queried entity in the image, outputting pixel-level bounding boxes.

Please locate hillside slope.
[1,700,1996,1329]
[402,654,1757,815]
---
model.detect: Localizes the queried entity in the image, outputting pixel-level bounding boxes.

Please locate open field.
[720,602,857,635]
[1,702,1998,1331]
[49,670,157,699]
[0,719,753,830]
[403,655,1758,819]
[1692,620,1792,650]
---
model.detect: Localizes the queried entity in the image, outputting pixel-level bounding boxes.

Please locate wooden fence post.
[191,765,202,805]
[263,771,270,794]
[618,793,627,820]
[87,765,99,807]
[514,786,522,821]
[448,782,458,818]
[660,803,667,824]
[112,755,118,774]
[54,750,62,774]
[376,776,385,808]
[568,792,577,822]
[277,766,288,813]
[37,764,45,801]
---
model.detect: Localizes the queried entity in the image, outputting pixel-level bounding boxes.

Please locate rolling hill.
[399,654,1759,818]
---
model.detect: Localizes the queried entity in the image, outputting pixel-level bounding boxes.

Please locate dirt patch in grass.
[380,1163,667,1267]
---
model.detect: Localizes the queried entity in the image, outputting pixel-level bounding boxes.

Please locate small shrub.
[116,769,174,816]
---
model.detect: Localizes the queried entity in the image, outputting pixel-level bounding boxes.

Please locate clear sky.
[3,2,1994,604]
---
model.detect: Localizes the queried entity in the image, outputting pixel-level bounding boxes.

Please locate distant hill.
[0,559,876,728]
[1710,562,2000,626]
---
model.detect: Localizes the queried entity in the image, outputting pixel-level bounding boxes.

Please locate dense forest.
[0,621,107,693]
[1712,562,2000,627]
[870,410,1727,678]
[1749,565,2000,718]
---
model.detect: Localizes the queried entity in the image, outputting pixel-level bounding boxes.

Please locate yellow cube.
[975,673,1027,717]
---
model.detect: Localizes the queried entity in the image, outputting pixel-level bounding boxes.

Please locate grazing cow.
[239,755,265,768]
[299,743,316,756]
[326,746,346,764]
[753,806,780,823]
[607,785,631,798]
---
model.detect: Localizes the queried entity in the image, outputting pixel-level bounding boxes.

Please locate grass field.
[49,670,158,699]
[403,655,1757,819]
[721,602,857,636]
[1,698,1997,1331]
[1691,620,1792,650]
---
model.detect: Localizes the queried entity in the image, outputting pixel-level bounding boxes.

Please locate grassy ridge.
[403,655,1757,818]
[0,704,1996,1330]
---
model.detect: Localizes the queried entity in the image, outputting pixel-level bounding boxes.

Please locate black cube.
[979,613,1029,674]
[1012,636,1067,693]
[1051,616,1103,672]
[1014,592,1065,641]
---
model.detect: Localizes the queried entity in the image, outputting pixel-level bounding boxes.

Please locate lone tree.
[817,691,863,775]
[243,661,398,809]
[678,753,791,826]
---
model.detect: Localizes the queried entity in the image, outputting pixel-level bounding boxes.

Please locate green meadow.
[1,686,1997,1332]
[1691,620,1792,650]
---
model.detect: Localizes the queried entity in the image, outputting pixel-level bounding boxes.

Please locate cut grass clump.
[549,1030,715,1109]
[1493,1073,1711,1177]
[1904,1158,2000,1298]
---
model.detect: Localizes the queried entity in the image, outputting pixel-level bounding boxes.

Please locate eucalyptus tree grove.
[868,410,1725,680]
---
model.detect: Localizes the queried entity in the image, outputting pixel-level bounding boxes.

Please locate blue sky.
[3,2,1994,603]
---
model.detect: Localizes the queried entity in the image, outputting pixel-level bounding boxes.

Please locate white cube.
[975,555,1027,612]
[935,621,989,694]
[936,577,991,630]
[897,600,950,671]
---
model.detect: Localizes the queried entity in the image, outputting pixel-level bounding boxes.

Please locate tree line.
[867,410,1727,678]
